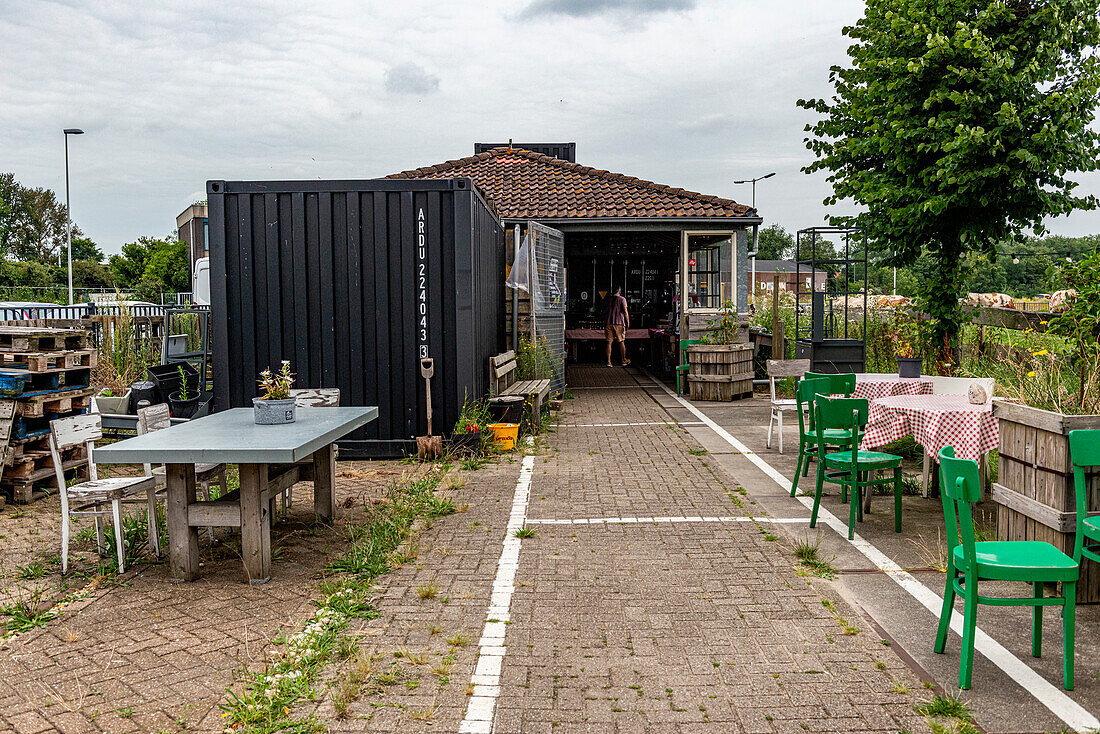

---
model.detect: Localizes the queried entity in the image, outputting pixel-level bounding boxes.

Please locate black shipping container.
[208,177,505,457]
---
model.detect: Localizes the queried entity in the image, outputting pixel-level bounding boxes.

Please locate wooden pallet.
[0,326,90,353]
[3,368,91,397]
[15,387,94,419]
[1,456,88,503]
[0,349,97,373]
[4,443,87,480]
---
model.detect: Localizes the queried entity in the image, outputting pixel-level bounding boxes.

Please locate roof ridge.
[389,147,746,210]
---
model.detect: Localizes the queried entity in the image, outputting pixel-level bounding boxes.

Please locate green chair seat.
[824,450,903,470]
[952,541,1078,583]
[1085,515,1100,537]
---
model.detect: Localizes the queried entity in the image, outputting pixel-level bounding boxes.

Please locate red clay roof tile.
[387,147,751,220]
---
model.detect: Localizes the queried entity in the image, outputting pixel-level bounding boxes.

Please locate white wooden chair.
[766,359,810,454]
[281,388,341,511]
[137,404,227,542]
[50,413,159,574]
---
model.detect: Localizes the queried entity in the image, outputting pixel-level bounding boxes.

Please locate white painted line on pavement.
[641,368,1100,734]
[458,453,535,734]
[526,515,809,525]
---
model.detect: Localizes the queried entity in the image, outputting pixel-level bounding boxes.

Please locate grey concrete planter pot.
[253,397,296,424]
[95,389,132,415]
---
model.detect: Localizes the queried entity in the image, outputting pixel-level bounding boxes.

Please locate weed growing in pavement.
[821,598,859,635]
[793,534,838,580]
[0,579,98,638]
[513,525,537,538]
[915,694,977,734]
[688,448,708,456]
[221,469,456,732]
[416,581,440,600]
[16,561,47,579]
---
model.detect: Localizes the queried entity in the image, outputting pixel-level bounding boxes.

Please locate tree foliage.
[756,223,794,260]
[0,172,83,263]
[108,236,189,300]
[799,0,1100,368]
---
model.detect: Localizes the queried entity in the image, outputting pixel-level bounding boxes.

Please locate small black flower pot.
[169,390,200,419]
[449,432,482,455]
[897,357,923,379]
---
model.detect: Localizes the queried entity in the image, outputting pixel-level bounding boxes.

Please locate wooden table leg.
[313,443,336,521]
[166,463,199,582]
[239,463,271,584]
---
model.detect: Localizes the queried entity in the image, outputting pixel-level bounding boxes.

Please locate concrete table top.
[94,407,378,465]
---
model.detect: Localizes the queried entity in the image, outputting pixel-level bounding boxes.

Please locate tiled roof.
[387,147,753,220]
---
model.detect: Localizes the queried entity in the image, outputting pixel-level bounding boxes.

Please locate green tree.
[0,173,80,263]
[108,236,188,297]
[799,0,1100,368]
[65,236,104,264]
[755,223,794,260]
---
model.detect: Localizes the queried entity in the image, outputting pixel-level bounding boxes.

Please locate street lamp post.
[733,172,775,301]
[63,128,84,306]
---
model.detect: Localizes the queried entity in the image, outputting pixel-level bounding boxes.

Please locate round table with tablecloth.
[861,394,998,463]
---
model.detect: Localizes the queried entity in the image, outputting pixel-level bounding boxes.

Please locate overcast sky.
[2,0,1098,255]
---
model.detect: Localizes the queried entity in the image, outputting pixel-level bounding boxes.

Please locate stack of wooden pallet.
[0,326,97,504]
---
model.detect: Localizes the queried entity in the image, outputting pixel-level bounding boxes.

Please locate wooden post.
[313,443,337,521]
[771,273,784,360]
[239,463,272,584]
[166,463,199,582]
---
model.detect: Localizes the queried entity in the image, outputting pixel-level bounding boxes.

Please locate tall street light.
[733,172,775,301]
[63,128,84,306]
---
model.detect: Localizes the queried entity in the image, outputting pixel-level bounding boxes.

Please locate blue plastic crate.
[0,372,26,397]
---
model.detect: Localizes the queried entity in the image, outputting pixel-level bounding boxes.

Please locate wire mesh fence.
[530,222,566,393]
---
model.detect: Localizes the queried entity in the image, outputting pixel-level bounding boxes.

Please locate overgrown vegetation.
[92,299,157,395]
[221,469,457,732]
[516,335,554,381]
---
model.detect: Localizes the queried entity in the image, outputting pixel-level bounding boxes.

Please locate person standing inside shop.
[605,287,631,367]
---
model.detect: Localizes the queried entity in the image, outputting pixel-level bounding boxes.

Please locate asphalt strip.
[639,367,1100,734]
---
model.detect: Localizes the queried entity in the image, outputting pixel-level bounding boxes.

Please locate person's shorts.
[605,324,626,343]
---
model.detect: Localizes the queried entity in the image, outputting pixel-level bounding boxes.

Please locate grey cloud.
[520,0,695,19]
[384,63,440,95]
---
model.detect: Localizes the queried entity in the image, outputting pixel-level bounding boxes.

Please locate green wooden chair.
[934,445,1078,690]
[805,371,857,397]
[675,339,703,396]
[790,377,852,497]
[809,396,903,540]
[1069,429,1100,568]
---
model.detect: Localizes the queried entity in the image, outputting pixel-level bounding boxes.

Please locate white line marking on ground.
[563,421,704,427]
[457,454,535,734]
[525,516,809,525]
[641,368,1100,733]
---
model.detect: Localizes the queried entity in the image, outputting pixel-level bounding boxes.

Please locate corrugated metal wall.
[208,178,504,457]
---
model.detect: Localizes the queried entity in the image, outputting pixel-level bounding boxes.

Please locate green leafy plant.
[516,335,554,381]
[175,365,190,401]
[257,360,295,400]
[702,300,740,345]
[1048,248,1100,413]
[93,297,155,395]
[453,396,491,436]
[799,0,1100,369]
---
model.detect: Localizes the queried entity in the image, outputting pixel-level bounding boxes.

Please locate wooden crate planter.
[991,400,1100,603]
[686,344,753,402]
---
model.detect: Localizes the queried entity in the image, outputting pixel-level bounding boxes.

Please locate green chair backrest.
[679,339,703,363]
[806,371,857,397]
[938,445,982,570]
[813,396,867,458]
[795,377,832,435]
[1068,429,1100,562]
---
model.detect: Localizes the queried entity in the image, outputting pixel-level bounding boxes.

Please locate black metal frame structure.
[794,226,868,373]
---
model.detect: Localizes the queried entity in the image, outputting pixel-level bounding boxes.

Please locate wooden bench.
[489,351,551,433]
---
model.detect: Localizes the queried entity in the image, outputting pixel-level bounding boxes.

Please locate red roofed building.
[388,145,763,357]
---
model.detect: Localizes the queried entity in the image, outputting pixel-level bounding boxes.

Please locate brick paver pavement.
[0,366,936,732]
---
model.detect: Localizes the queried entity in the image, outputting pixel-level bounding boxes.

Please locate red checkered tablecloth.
[852,374,933,401]
[860,394,998,462]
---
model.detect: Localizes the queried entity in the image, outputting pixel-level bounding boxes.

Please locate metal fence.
[529,221,566,393]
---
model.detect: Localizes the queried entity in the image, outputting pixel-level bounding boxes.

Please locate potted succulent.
[254,361,296,424]
[168,365,200,418]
